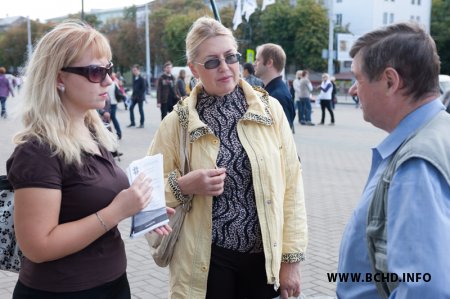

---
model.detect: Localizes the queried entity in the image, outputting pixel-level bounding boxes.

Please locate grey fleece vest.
[366,110,450,298]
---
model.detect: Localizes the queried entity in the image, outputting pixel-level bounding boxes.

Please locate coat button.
[212,139,218,144]
[201,265,208,272]
[266,200,272,204]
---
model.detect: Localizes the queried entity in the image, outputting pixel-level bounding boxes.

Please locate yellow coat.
[148,79,308,299]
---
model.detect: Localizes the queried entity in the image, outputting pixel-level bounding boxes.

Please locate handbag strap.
[178,112,193,210]
[179,123,190,176]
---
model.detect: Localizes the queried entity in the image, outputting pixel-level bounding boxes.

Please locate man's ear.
[188,63,199,79]
[384,67,401,93]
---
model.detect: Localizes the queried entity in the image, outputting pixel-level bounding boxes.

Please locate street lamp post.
[81,0,84,21]
[327,0,334,76]
[210,0,221,22]
[145,3,151,94]
[27,16,32,59]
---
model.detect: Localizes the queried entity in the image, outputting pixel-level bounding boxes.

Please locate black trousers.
[206,244,280,299]
[160,102,169,120]
[13,273,131,299]
[129,100,144,125]
[320,100,335,123]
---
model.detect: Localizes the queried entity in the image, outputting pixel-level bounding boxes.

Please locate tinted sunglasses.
[195,53,241,70]
[61,62,113,83]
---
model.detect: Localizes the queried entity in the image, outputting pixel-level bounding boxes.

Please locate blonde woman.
[7,21,171,299]
[148,16,307,299]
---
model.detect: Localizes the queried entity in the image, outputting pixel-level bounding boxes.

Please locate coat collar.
[174,79,274,143]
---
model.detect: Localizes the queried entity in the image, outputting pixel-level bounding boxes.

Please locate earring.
[57,84,65,93]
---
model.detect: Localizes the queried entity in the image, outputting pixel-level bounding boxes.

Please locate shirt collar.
[376,98,445,159]
[177,79,274,142]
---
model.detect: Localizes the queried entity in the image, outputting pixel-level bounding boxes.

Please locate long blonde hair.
[14,20,116,165]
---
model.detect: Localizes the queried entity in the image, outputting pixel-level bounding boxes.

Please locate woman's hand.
[279,262,301,299]
[109,173,153,221]
[151,207,176,236]
[178,168,226,196]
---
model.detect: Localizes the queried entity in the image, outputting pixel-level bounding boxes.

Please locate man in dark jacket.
[128,64,146,128]
[254,43,295,130]
[157,61,178,120]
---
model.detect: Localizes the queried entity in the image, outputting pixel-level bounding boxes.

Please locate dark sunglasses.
[61,62,113,83]
[195,53,241,70]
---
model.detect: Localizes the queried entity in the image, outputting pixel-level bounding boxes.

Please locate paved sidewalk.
[0,93,386,298]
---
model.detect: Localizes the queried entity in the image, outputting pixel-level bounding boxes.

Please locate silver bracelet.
[95,212,109,232]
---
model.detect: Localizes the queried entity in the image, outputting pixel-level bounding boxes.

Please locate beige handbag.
[145,121,192,267]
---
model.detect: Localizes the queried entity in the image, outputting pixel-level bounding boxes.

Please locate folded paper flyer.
[127,154,169,238]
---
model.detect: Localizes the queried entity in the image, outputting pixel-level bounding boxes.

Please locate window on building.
[337,0,342,2]
[336,14,343,26]
[418,0,421,4]
[410,15,415,20]
[390,13,394,23]
[383,12,388,25]
[411,0,415,4]
[416,16,421,22]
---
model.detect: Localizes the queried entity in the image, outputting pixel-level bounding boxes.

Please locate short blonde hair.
[14,20,115,165]
[185,16,237,63]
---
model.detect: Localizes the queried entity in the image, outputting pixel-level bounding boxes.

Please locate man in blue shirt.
[254,43,295,129]
[337,22,450,298]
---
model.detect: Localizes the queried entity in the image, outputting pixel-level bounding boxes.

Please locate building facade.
[326,0,432,72]
[332,0,431,35]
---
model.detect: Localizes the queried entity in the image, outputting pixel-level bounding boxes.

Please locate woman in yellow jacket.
[148,16,307,299]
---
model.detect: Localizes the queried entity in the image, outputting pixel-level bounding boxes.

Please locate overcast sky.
[3,0,152,21]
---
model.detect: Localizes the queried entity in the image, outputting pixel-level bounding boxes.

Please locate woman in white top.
[317,73,335,125]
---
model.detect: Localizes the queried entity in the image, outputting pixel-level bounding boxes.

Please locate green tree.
[290,0,329,71]
[101,6,146,72]
[150,0,209,68]
[431,0,450,74]
[226,0,329,72]
[67,13,100,27]
[164,13,201,66]
[0,21,52,71]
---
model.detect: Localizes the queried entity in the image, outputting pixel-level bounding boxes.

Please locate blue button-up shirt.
[337,99,450,298]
